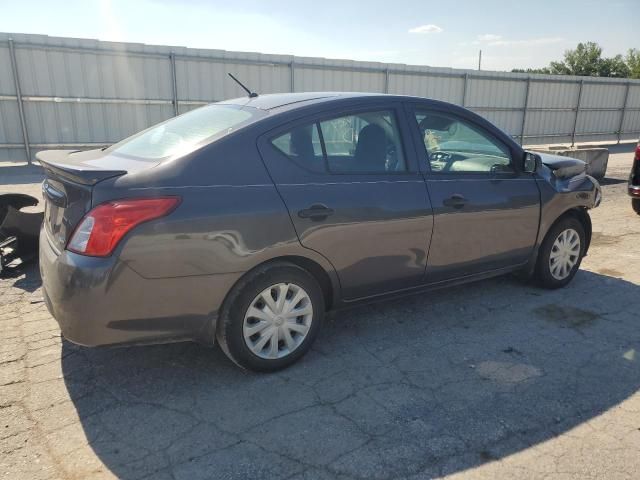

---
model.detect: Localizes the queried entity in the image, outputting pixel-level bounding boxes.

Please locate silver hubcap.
[549,228,581,280]
[243,283,313,359]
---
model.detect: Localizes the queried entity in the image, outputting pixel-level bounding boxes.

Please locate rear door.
[406,105,540,283]
[258,104,433,300]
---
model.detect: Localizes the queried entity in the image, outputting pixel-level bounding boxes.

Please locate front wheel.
[216,262,324,372]
[534,217,586,289]
[632,198,640,215]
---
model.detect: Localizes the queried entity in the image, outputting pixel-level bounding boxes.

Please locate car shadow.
[4,261,42,293]
[61,269,640,479]
[0,164,45,186]
[604,143,635,155]
[599,177,627,186]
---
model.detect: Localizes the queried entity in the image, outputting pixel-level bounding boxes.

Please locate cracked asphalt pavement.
[1,144,639,479]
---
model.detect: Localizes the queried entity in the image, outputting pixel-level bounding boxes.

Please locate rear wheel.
[534,217,585,289]
[632,198,640,215]
[216,262,324,372]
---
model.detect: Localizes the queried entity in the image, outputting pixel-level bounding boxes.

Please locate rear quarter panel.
[92,130,337,285]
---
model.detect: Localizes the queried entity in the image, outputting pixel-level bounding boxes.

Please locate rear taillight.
[67,197,180,257]
[635,144,640,162]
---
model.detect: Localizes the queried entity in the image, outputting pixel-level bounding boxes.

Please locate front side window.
[270,110,407,174]
[414,111,513,173]
[108,104,262,160]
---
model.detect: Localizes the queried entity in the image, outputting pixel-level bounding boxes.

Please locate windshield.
[106,104,263,160]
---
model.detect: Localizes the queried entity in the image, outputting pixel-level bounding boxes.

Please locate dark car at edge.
[629,141,640,214]
[38,92,601,371]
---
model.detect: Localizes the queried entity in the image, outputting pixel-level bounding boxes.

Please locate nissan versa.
[38,92,602,371]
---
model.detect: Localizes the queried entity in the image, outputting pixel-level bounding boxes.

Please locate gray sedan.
[38,92,601,371]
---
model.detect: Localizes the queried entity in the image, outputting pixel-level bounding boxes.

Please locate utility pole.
[478,50,482,71]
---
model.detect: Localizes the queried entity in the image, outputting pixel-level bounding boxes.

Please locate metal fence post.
[461,73,469,106]
[617,82,631,144]
[169,53,179,116]
[290,61,295,93]
[570,80,584,147]
[520,77,531,146]
[384,68,390,94]
[8,38,31,164]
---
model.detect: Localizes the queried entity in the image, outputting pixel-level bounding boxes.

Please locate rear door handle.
[298,204,334,220]
[443,194,468,209]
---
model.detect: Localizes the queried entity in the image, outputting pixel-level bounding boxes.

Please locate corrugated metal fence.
[2,32,640,163]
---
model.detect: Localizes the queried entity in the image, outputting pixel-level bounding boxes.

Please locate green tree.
[511,67,551,74]
[627,49,640,79]
[558,42,603,76]
[598,54,630,78]
[512,42,639,78]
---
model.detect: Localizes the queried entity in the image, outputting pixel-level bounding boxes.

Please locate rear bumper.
[629,158,640,197]
[39,227,240,347]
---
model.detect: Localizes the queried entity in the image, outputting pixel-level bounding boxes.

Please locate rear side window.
[107,104,263,161]
[270,110,406,174]
[271,124,324,172]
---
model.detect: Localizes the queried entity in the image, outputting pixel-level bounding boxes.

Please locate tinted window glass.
[319,111,406,173]
[271,124,324,172]
[415,111,512,173]
[108,104,261,160]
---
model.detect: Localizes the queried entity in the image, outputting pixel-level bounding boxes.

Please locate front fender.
[520,169,599,277]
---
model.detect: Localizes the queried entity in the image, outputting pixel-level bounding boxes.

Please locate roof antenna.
[228,73,258,98]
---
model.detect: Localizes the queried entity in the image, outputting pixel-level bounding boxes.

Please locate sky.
[0,0,635,72]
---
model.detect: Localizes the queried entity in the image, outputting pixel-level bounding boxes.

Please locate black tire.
[633,198,640,215]
[216,262,324,372]
[534,216,586,289]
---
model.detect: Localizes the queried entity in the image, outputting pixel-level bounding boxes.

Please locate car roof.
[219,92,398,111]
[224,92,524,156]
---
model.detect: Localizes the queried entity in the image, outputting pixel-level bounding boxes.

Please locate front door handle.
[298,204,334,220]
[443,194,468,209]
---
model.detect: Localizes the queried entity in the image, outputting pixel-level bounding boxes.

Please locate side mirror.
[523,152,540,173]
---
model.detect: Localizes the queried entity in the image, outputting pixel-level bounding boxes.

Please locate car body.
[629,141,640,214]
[38,92,601,370]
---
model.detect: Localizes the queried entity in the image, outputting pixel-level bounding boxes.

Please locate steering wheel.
[385,142,399,171]
[430,151,452,162]
[428,151,456,172]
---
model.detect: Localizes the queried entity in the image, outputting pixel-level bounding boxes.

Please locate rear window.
[107,104,263,160]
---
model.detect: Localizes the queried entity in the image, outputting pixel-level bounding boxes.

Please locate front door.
[408,107,540,283]
[259,106,433,300]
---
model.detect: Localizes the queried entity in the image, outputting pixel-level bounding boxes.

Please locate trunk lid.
[36,149,158,251]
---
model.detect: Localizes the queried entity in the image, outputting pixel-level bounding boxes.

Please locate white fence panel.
[1,32,640,163]
[294,67,385,93]
[388,74,464,103]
